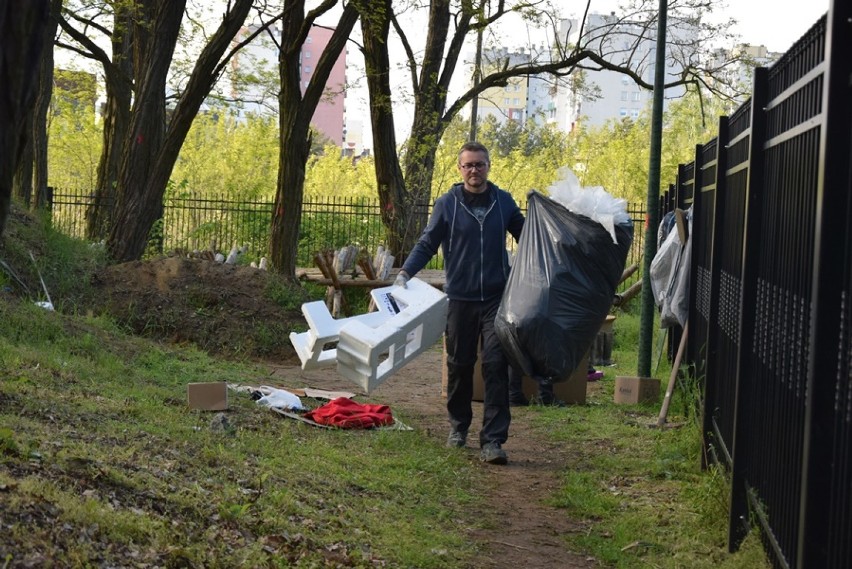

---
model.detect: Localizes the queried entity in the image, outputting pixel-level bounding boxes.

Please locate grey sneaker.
[480,442,508,465]
[446,430,467,448]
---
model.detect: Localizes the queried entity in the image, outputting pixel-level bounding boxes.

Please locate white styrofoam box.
[289,292,395,370]
[336,277,448,393]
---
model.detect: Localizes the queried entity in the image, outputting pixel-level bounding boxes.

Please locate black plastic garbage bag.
[496,191,633,382]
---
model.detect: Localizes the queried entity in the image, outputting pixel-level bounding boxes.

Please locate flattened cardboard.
[614,376,660,404]
[187,382,228,410]
[518,354,588,405]
[302,388,357,400]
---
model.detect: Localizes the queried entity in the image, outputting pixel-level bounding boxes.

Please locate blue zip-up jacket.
[401,181,525,301]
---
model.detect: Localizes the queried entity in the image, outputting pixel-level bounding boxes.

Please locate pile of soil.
[89,256,306,364]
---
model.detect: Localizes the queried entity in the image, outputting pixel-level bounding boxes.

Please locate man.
[395,142,524,465]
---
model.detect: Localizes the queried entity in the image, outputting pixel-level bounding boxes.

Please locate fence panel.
[797,2,852,567]
[727,17,825,566]
[702,105,751,472]
[298,196,390,266]
[49,191,647,287]
[162,193,273,260]
[676,11,846,568]
[689,138,718,377]
[50,188,97,240]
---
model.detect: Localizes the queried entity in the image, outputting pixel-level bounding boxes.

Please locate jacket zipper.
[457,194,496,301]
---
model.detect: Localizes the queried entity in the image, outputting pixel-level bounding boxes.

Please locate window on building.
[513,98,519,105]
[621,76,630,85]
[630,109,639,118]
[631,91,640,101]
[304,66,312,73]
[621,91,628,101]
[504,98,510,105]
[306,36,312,43]
[619,107,628,117]
[304,51,311,58]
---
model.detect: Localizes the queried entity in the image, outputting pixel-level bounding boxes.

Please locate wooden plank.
[296,267,446,290]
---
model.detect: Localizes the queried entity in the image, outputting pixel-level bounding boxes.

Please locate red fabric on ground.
[303,397,394,429]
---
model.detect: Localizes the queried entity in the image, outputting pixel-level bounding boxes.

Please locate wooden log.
[296,267,446,289]
[305,277,445,290]
[619,263,639,285]
[657,321,688,427]
[358,254,377,280]
[613,280,642,308]
[314,252,344,316]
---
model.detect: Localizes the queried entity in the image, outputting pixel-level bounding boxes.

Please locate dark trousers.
[445,297,510,446]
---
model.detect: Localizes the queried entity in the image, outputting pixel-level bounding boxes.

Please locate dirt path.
[268,347,601,569]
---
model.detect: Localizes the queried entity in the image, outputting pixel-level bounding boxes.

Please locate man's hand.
[394,271,410,289]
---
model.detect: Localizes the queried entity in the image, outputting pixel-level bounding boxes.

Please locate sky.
[343,0,831,148]
[721,0,829,53]
[549,0,830,53]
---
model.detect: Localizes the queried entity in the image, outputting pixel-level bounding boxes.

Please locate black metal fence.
[50,189,647,290]
[664,2,851,566]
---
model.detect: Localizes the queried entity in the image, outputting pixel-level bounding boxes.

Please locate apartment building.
[229,23,354,149]
[468,46,553,126]
[553,13,693,131]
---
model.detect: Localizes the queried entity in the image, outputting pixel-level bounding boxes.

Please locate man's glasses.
[459,162,489,171]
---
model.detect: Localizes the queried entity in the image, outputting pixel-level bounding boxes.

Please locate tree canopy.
[19,0,757,276]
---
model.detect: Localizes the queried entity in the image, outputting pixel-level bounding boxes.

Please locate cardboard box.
[187,382,228,410]
[441,341,588,405]
[591,315,616,366]
[516,354,588,405]
[613,376,660,404]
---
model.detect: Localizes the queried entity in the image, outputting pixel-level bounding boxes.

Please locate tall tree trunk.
[87,6,133,241]
[270,124,310,278]
[268,1,359,277]
[106,0,254,262]
[31,0,61,211]
[0,0,50,236]
[355,0,409,263]
[12,128,34,206]
[107,0,182,261]
[357,0,470,263]
[395,0,457,260]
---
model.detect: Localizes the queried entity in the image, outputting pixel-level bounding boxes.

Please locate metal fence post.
[728,65,769,553]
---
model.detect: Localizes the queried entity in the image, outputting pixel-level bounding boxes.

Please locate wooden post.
[359,249,379,312]
[314,251,343,317]
[657,321,688,427]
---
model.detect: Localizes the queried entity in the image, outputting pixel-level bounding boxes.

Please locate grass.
[0,211,770,567]
[0,303,481,567]
[524,303,770,568]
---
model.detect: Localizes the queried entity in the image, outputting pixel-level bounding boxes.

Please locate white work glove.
[393,271,410,289]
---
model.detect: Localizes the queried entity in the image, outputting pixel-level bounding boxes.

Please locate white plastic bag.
[661,233,691,328]
[651,207,692,329]
[255,386,304,410]
[650,225,682,307]
[546,167,631,244]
